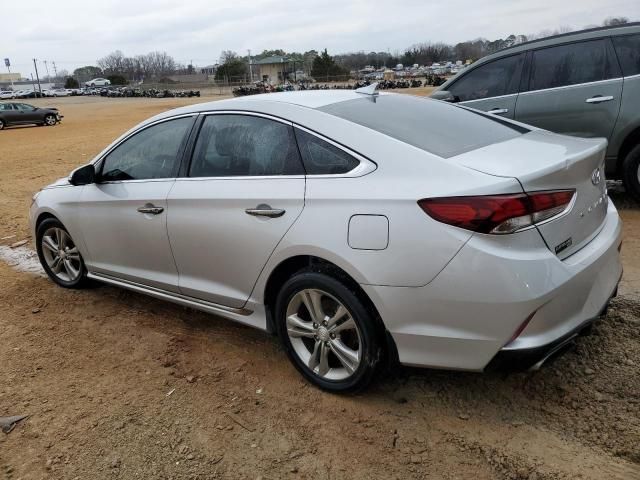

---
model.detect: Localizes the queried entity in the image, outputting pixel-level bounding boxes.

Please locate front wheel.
[44,114,57,126]
[36,218,90,288]
[275,271,383,392]
[622,143,640,202]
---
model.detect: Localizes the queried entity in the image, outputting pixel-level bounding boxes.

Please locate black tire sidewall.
[622,144,640,201]
[36,218,88,289]
[275,271,381,392]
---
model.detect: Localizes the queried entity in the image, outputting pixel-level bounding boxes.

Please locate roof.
[253,56,290,65]
[497,22,640,54]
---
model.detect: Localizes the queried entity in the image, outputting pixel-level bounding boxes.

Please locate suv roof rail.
[496,21,640,54]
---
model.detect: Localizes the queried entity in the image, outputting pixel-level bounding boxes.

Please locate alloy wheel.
[285,288,362,381]
[41,227,82,282]
[45,115,57,126]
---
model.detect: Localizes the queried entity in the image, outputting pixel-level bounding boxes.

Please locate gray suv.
[433,23,640,199]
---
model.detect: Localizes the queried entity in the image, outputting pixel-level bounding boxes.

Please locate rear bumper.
[362,201,623,371]
[485,286,617,371]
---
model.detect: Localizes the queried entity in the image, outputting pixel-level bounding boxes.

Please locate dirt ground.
[0,92,639,480]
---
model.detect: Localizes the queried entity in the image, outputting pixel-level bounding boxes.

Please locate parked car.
[85,78,111,87]
[52,89,69,97]
[0,91,15,99]
[432,23,640,199]
[0,102,62,129]
[30,90,621,391]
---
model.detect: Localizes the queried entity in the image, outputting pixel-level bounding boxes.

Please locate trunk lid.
[453,130,608,259]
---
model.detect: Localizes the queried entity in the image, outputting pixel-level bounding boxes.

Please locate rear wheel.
[275,271,382,392]
[622,143,640,202]
[36,218,90,289]
[0,119,5,130]
[44,114,57,126]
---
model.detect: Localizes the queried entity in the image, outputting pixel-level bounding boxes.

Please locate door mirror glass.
[69,164,96,186]
[431,90,457,102]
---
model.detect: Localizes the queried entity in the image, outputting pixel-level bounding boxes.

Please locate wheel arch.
[262,254,398,364]
[616,124,640,176]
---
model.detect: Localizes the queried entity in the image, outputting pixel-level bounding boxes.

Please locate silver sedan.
[30,88,623,391]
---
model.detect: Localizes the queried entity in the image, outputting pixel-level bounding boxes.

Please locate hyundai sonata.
[30,88,622,391]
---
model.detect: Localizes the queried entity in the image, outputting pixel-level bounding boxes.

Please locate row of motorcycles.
[94,87,201,98]
[232,76,446,97]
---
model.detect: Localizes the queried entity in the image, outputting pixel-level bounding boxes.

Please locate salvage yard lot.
[0,92,639,479]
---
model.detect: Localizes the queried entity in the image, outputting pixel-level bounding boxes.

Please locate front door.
[14,103,42,123]
[448,53,525,119]
[515,38,623,140]
[167,113,306,308]
[78,116,195,292]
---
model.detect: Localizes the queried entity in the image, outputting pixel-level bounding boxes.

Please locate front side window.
[448,54,524,102]
[16,103,35,111]
[529,39,617,91]
[294,129,360,174]
[613,34,640,77]
[189,114,304,177]
[100,117,193,181]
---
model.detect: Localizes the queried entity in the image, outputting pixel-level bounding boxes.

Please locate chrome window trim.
[90,112,199,168]
[519,76,624,96]
[185,110,377,180]
[293,124,377,178]
[461,93,518,105]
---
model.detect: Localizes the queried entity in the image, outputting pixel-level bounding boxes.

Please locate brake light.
[418,190,575,234]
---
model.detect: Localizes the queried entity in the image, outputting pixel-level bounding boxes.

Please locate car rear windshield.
[318,94,527,158]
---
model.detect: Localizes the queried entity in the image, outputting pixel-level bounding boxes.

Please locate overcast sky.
[3,0,639,77]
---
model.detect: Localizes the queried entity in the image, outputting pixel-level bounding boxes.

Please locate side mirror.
[430,90,458,103]
[69,164,96,186]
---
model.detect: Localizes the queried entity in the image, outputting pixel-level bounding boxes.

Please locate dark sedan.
[0,103,63,130]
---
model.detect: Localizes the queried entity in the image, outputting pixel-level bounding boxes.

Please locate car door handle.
[487,108,509,115]
[245,204,285,218]
[585,95,614,104]
[137,204,164,215]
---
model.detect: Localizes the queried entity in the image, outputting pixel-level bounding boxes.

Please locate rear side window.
[0,104,13,111]
[612,34,640,76]
[448,54,524,101]
[294,129,359,174]
[189,114,304,177]
[529,39,617,91]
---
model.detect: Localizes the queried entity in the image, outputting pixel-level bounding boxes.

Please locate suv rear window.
[613,34,640,77]
[318,95,526,158]
[529,39,618,91]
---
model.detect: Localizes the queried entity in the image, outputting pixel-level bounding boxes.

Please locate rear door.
[515,38,623,140]
[167,113,306,308]
[0,103,18,123]
[447,53,525,119]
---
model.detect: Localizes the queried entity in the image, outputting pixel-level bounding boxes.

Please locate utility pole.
[33,58,42,93]
[44,60,50,81]
[52,61,58,78]
[4,58,14,90]
[247,49,253,83]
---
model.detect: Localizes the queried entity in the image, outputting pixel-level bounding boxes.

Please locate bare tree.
[604,17,629,26]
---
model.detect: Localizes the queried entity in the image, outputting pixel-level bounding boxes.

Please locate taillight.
[418,190,575,234]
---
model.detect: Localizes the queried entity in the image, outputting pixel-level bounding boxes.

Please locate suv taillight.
[418,190,575,234]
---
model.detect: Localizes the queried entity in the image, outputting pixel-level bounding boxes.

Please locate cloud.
[3,0,638,74]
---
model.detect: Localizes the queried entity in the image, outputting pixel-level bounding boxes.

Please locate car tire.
[44,114,57,126]
[0,119,4,130]
[275,270,383,392]
[36,218,90,289]
[622,143,640,202]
